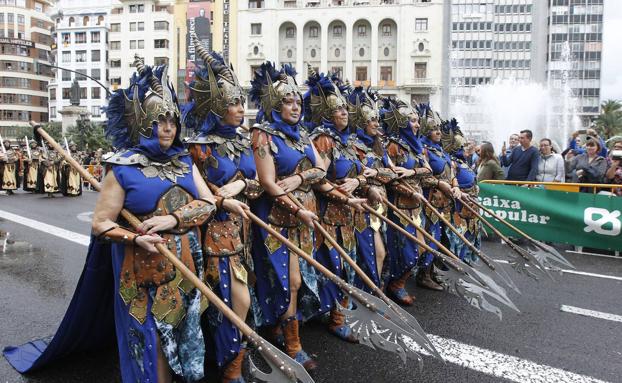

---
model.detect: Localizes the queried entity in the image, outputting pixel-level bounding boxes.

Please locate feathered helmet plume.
[303,65,348,127]
[440,118,465,154]
[106,55,180,149]
[380,97,417,136]
[186,33,244,124]
[249,61,301,123]
[416,103,442,137]
[346,86,380,129]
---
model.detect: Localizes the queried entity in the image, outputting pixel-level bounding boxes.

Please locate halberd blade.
[529,240,575,270]
[247,337,314,383]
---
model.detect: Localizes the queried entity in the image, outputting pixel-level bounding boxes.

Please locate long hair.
[478,142,499,167]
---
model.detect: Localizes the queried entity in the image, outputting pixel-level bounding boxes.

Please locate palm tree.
[595,99,622,139]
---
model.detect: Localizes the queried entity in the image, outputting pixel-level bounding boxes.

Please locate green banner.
[478,183,622,251]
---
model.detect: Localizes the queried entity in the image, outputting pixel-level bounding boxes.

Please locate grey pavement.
[0,190,621,383]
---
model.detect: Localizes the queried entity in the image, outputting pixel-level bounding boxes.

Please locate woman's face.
[157,115,177,150]
[222,99,245,126]
[332,106,349,131]
[409,113,420,134]
[429,128,441,143]
[365,118,380,137]
[280,94,302,125]
[586,143,598,156]
[539,140,552,155]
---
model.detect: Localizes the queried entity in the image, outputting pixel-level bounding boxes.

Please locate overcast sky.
[602,1,622,101]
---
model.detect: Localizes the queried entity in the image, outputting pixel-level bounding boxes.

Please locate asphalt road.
[0,190,620,383]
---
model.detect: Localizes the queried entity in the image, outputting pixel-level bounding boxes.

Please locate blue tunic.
[448,156,481,263]
[250,124,322,326]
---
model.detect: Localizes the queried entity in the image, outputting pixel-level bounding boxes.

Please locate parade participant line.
[560,305,622,324]
[0,209,91,247]
[493,259,622,282]
[403,334,608,383]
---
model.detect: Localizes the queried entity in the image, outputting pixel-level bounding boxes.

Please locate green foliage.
[594,99,622,139]
[66,121,111,151]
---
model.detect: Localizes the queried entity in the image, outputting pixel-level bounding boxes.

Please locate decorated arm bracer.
[390,182,419,197]
[295,167,327,188]
[172,199,216,230]
[375,167,398,184]
[419,176,440,189]
[319,186,350,204]
[97,226,139,244]
[272,193,301,215]
[243,179,264,199]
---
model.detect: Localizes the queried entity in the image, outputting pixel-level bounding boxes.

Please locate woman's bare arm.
[91,171,125,235]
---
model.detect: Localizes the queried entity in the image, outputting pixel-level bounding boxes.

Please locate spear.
[244,207,437,365]
[397,181,519,292]
[283,192,438,360]
[30,122,313,383]
[324,183,518,318]
[0,134,6,155]
[456,197,541,280]
[24,136,32,161]
[380,195,520,294]
[464,195,575,275]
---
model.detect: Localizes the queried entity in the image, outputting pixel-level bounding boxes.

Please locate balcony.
[400,77,438,89]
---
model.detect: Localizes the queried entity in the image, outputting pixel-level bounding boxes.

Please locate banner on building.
[186,0,213,86]
[478,183,622,251]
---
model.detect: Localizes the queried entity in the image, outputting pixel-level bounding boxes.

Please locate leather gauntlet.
[420,176,440,189]
[273,194,301,215]
[243,179,264,200]
[321,186,350,204]
[392,182,418,197]
[98,226,138,244]
[355,175,368,188]
[375,168,398,184]
[296,167,327,188]
[172,199,216,230]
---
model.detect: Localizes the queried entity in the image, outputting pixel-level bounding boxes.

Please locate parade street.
[0,191,620,383]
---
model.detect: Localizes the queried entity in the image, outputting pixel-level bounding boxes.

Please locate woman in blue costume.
[346,86,397,292]
[381,97,440,305]
[183,38,260,383]
[440,118,480,263]
[305,70,368,343]
[418,104,464,286]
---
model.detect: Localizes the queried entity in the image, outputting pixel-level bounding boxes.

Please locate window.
[76,50,87,62]
[138,40,144,49]
[62,70,71,81]
[97,15,104,25]
[111,77,121,86]
[286,27,295,38]
[310,48,316,58]
[251,23,262,35]
[49,89,56,100]
[7,13,14,23]
[92,87,101,99]
[110,41,121,50]
[356,66,367,81]
[415,63,427,78]
[333,25,342,37]
[384,47,390,57]
[91,68,101,80]
[50,107,56,119]
[91,50,100,62]
[76,69,87,81]
[154,57,168,66]
[129,4,136,13]
[380,66,392,81]
[0,14,3,23]
[382,24,391,36]
[287,49,293,58]
[17,14,24,24]
[62,88,71,99]
[154,21,168,30]
[91,31,100,43]
[110,23,120,32]
[34,2,43,12]
[137,4,144,12]
[359,48,365,57]
[253,46,259,55]
[91,106,101,117]
[309,26,319,38]
[80,87,87,99]
[357,25,366,36]
[415,18,428,31]
[75,32,86,44]
[130,22,137,31]
[138,22,144,31]
[62,51,71,63]
[154,39,168,49]
[130,40,136,49]
[110,59,121,68]
[83,16,89,26]
[248,0,264,8]
[334,48,340,58]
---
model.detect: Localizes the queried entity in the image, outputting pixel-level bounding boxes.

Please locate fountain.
[450,41,582,152]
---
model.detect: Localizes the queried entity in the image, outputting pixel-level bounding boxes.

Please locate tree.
[66,121,110,152]
[594,99,622,139]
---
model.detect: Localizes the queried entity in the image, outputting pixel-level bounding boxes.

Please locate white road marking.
[493,259,622,282]
[0,209,90,246]
[560,305,622,324]
[77,211,94,223]
[403,334,608,383]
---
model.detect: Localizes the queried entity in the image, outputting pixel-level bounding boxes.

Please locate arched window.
[97,16,104,25]
[68,17,75,27]
[83,16,89,26]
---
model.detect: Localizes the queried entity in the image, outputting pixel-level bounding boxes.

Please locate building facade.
[108,0,176,89]
[236,0,447,121]
[0,0,54,133]
[49,0,113,123]
[547,0,603,125]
